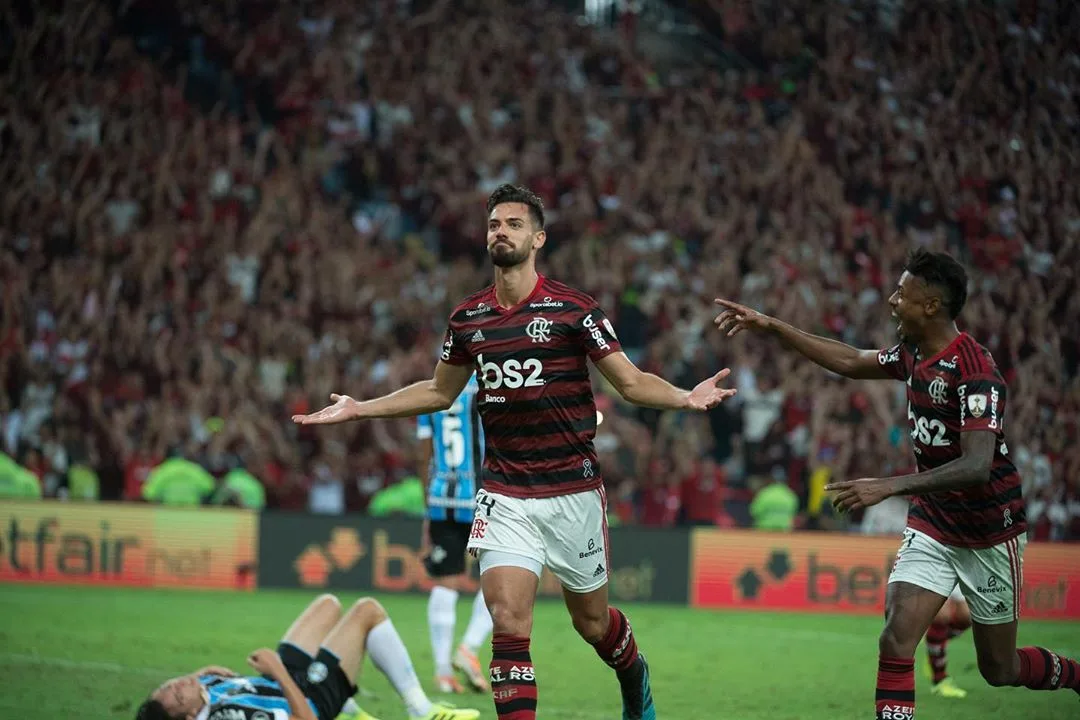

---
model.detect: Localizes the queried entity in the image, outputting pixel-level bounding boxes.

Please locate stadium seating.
[1,0,1076,540]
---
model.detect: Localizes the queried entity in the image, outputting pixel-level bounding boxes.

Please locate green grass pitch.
[1,584,1077,719]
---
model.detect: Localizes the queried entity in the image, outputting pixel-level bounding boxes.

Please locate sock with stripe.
[925,622,951,684]
[947,618,968,639]
[876,655,915,720]
[1015,647,1080,692]
[489,633,537,719]
[591,607,640,673]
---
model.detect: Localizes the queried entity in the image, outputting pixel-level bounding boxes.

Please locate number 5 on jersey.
[440,414,466,469]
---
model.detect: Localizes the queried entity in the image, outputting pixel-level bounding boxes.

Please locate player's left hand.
[247,648,286,677]
[826,478,894,512]
[291,394,360,425]
[686,368,738,411]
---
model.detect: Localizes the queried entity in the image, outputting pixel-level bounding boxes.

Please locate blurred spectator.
[0,452,44,499]
[141,452,217,506]
[211,466,267,509]
[749,466,799,532]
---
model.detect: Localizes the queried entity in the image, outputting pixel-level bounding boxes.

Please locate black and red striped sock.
[1015,647,1080,691]
[489,634,537,719]
[946,619,968,639]
[925,622,951,684]
[876,655,915,720]
[591,607,640,673]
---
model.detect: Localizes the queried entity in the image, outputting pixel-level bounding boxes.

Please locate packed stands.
[1,0,1076,540]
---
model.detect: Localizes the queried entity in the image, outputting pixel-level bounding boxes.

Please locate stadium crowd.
[1,0,1077,540]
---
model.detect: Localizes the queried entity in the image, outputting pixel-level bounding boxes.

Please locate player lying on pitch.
[135,594,479,720]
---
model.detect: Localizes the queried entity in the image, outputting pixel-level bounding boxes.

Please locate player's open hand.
[686,368,738,411]
[826,478,894,512]
[713,298,774,337]
[247,648,285,677]
[291,394,360,425]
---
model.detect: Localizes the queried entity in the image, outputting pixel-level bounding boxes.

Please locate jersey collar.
[492,274,546,314]
[916,332,966,370]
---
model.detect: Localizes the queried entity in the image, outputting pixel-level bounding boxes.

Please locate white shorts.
[466,487,609,593]
[889,528,1026,625]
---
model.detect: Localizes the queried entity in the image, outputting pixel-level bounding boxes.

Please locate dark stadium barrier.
[257,513,691,604]
[690,528,1080,619]
[0,500,258,590]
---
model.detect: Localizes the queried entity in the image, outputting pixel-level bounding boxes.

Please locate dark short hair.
[486,184,545,229]
[135,699,173,720]
[904,248,969,319]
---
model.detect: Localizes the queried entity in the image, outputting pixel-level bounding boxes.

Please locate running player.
[715,248,1080,719]
[135,594,479,720]
[863,495,972,698]
[416,373,494,693]
[294,184,737,720]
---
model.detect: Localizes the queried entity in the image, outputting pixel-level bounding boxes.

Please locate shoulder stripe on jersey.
[562,289,596,307]
[959,337,995,376]
[450,287,495,318]
[546,286,596,308]
[957,341,979,376]
[543,279,592,298]
[967,337,991,372]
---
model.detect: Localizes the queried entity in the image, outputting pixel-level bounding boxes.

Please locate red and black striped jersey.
[877,332,1026,548]
[440,275,620,499]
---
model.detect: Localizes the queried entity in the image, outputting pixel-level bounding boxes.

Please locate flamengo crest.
[526,316,553,343]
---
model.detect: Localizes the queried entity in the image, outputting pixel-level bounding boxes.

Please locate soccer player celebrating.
[294,184,737,720]
[135,594,479,720]
[715,248,1080,719]
[415,373,494,693]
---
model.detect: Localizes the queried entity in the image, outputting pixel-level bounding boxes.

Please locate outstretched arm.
[292,362,474,425]
[594,351,736,411]
[714,299,890,380]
